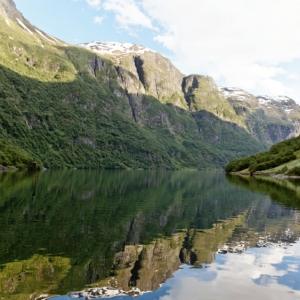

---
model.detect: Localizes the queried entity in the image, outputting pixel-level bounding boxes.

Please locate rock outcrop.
[0,0,23,19]
[80,41,187,109]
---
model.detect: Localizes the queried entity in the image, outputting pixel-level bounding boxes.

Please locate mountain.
[79,41,186,108]
[0,0,299,169]
[219,87,300,145]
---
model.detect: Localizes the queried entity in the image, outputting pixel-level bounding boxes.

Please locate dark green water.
[0,170,299,300]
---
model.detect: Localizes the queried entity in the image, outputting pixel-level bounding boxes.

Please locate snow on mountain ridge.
[256,95,293,102]
[218,87,250,101]
[219,87,295,104]
[78,41,156,56]
[218,87,298,114]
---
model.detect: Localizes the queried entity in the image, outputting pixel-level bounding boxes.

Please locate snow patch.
[48,35,65,45]
[16,18,33,34]
[257,95,293,103]
[218,87,249,100]
[258,98,271,105]
[5,19,10,27]
[78,41,156,56]
[36,39,44,48]
[285,109,294,114]
[35,29,55,44]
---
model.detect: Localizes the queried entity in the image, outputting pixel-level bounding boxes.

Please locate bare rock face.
[79,41,187,109]
[182,75,244,127]
[0,0,23,19]
[134,51,185,105]
[182,74,222,112]
[182,74,218,94]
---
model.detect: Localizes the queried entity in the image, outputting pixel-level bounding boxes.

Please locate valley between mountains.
[1,0,300,169]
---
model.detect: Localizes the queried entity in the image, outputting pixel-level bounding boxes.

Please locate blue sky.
[13,0,300,102]
[13,0,171,55]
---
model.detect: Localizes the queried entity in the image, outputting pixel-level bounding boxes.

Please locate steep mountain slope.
[219,87,300,145]
[0,0,298,169]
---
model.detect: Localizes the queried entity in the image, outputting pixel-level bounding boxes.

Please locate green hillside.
[225,135,300,175]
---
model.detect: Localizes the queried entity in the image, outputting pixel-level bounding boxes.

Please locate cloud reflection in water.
[160,241,300,300]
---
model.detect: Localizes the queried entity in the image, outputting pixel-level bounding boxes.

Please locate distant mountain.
[0,0,299,169]
[219,87,300,145]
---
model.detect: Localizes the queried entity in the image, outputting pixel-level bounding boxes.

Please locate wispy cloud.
[93,15,104,25]
[86,0,101,9]
[103,0,153,34]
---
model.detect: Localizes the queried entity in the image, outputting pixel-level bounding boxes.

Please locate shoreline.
[229,171,300,179]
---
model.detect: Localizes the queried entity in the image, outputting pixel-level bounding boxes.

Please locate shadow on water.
[226,174,300,210]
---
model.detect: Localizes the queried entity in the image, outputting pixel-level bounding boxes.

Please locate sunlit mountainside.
[0,0,300,169]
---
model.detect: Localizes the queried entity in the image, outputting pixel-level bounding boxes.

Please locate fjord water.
[0,170,299,299]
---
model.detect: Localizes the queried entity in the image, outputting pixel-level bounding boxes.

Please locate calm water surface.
[0,170,299,300]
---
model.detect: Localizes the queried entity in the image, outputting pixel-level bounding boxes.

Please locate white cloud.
[86,0,101,9]
[94,16,104,25]
[103,0,154,34]
[287,73,300,80]
[140,0,300,101]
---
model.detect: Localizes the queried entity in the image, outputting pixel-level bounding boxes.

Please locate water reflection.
[158,242,300,300]
[0,170,299,299]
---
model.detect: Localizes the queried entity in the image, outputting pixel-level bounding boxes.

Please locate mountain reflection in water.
[0,170,299,299]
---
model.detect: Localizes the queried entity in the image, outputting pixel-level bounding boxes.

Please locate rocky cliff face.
[0,0,22,19]
[182,75,245,128]
[79,42,187,109]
